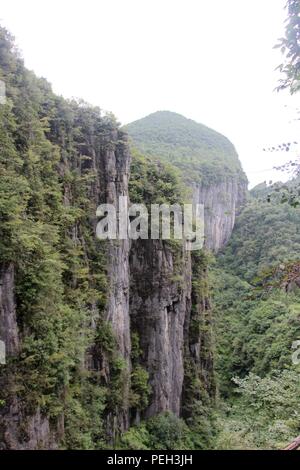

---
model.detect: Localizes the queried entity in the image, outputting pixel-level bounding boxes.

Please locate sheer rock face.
[90,129,131,361]
[129,240,192,417]
[101,132,131,363]
[0,129,132,448]
[193,178,247,252]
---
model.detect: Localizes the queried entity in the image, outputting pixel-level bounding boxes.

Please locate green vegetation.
[2,8,300,450]
[215,368,300,450]
[0,25,126,449]
[118,412,198,450]
[218,184,300,283]
[129,148,189,206]
[128,149,189,255]
[212,2,300,448]
[130,332,151,413]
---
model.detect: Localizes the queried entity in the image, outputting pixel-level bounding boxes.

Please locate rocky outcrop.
[193,178,247,252]
[127,175,246,421]
[0,263,58,449]
[129,240,217,423]
[129,240,192,418]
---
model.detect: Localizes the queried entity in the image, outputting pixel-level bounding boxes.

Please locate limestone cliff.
[0,121,132,448]
[98,130,131,361]
[125,110,248,252]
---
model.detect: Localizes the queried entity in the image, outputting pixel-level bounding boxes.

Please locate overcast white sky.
[1,0,300,187]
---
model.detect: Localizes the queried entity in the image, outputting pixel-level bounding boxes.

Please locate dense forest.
[0,0,300,452]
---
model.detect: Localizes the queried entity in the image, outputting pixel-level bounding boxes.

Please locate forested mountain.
[219,183,300,282]
[0,23,299,451]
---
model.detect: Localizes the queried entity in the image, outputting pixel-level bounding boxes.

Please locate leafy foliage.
[0,25,126,448]
[129,332,151,412]
[276,0,300,93]
[129,148,189,205]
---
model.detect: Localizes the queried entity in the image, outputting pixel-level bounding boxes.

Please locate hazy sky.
[1,0,300,187]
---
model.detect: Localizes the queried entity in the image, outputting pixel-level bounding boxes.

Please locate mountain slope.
[124,110,246,185]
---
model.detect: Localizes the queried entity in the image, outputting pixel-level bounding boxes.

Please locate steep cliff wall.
[0,27,246,449]
[95,130,131,434]
[125,112,247,429]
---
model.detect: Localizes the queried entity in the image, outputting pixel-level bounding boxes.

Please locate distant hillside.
[124,111,247,185]
[212,178,300,449]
